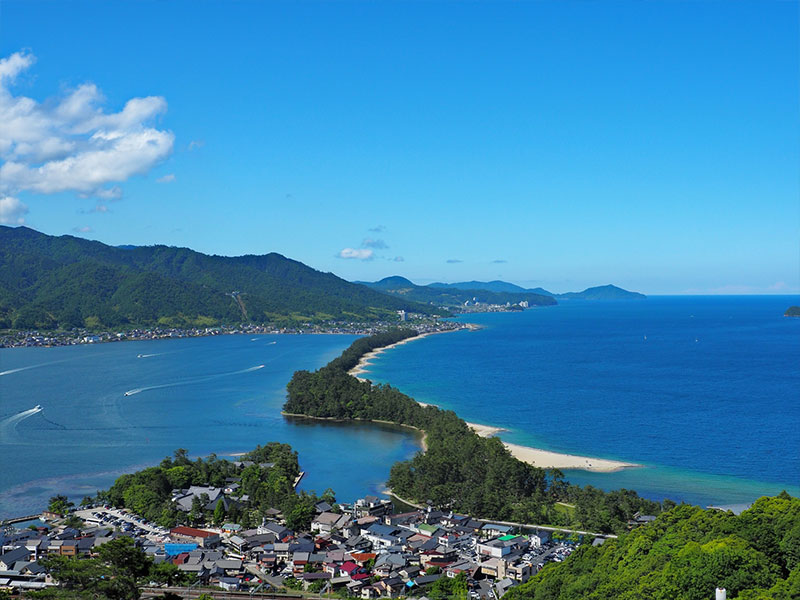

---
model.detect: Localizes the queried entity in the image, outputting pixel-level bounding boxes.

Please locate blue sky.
[0,0,797,294]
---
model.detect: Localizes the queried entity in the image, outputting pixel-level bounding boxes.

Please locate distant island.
[0,226,444,331]
[785,306,800,317]
[357,276,645,309]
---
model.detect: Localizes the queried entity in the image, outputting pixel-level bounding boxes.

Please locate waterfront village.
[0,296,536,349]
[0,489,629,597]
[0,314,477,349]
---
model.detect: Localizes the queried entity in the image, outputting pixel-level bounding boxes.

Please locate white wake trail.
[124,364,264,397]
[0,406,43,442]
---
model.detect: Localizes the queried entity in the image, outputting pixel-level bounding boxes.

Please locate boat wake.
[124,364,265,397]
[136,353,161,359]
[0,406,44,443]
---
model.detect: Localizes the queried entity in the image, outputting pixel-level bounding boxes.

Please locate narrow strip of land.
[350,334,640,474]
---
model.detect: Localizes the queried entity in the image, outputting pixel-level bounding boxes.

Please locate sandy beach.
[348,332,640,474]
[348,331,448,381]
[465,419,638,472]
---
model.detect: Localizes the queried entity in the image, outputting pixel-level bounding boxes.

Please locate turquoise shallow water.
[362,296,800,506]
[0,334,422,519]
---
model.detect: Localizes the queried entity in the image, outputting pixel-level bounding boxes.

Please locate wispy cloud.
[368,225,385,233]
[72,225,92,233]
[80,203,110,214]
[393,256,405,262]
[0,50,174,204]
[338,247,374,260]
[362,238,388,249]
[188,140,204,151]
[446,258,463,264]
[0,195,28,224]
[156,173,175,183]
[492,259,508,264]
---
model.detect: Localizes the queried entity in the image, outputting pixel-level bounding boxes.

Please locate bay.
[361,295,800,507]
[0,334,422,519]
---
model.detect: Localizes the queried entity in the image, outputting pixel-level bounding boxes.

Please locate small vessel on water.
[33,404,42,410]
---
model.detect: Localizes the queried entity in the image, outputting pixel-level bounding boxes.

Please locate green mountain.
[429,280,533,294]
[558,284,646,301]
[505,493,800,600]
[357,276,557,308]
[0,226,442,330]
[426,280,645,300]
[785,306,800,317]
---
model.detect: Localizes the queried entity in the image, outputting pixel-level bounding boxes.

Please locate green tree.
[48,494,74,515]
[213,499,226,525]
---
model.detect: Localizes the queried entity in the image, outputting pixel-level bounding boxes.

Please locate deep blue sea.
[363,296,800,507]
[0,334,422,519]
[1,296,798,519]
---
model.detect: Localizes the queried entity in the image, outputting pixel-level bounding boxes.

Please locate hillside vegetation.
[359,276,558,308]
[0,226,441,330]
[504,494,800,600]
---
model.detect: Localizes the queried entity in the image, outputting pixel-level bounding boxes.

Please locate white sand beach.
[349,332,640,474]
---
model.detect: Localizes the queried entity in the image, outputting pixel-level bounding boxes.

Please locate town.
[0,491,602,598]
[0,317,465,349]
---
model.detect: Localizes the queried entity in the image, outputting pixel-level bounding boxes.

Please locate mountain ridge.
[0,226,442,330]
[359,276,646,304]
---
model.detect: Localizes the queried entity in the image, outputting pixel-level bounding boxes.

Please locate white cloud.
[156,173,175,183]
[393,256,405,262]
[0,195,28,224]
[362,237,388,249]
[338,247,374,260]
[188,140,204,151]
[72,225,92,233]
[0,50,174,202]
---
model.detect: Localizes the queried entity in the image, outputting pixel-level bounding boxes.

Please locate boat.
[34,404,42,410]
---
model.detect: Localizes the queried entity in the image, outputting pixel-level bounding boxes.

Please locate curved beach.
[348,336,640,474]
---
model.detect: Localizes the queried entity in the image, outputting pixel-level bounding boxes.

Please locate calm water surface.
[363,296,800,506]
[3,296,798,518]
[0,334,421,518]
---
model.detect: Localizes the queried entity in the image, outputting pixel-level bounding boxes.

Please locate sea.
[363,295,800,508]
[1,295,798,519]
[0,334,421,519]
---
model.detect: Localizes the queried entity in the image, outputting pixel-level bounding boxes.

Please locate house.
[311,512,352,535]
[169,527,221,548]
[0,547,30,570]
[480,523,514,538]
[477,536,526,558]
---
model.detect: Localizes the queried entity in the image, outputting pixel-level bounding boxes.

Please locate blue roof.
[164,543,198,555]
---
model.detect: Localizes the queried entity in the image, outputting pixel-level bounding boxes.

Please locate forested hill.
[357,276,557,308]
[504,493,800,600]
[430,280,646,300]
[0,226,442,330]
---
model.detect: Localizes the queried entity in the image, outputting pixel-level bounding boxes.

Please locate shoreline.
[350,336,641,474]
[348,326,478,381]
[459,410,639,473]
[282,412,428,452]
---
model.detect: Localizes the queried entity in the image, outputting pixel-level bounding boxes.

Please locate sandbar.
[349,331,640,474]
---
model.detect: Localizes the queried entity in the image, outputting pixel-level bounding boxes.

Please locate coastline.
[464,413,638,473]
[282,412,428,452]
[348,328,473,381]
[351,334,640,474]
